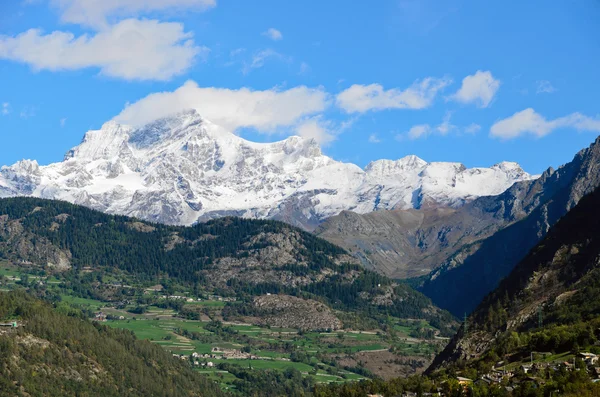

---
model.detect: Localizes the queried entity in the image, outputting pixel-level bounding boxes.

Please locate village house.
[579,352,599,365]
[211,346,256,360]
[456,377,472,386]
[94,312,107,322]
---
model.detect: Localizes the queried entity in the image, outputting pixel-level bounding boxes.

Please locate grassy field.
[60,295,105,310]
[0,265,446,391]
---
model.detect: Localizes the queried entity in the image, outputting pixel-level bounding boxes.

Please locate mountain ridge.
[428,183,600,373]
[0,109,536,229]
[419,134,600,316]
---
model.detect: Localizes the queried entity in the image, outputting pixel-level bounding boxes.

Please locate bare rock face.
[420,135,600,316]
[0,110,535,228]
[252,294,342,331]
[0,215,71,271]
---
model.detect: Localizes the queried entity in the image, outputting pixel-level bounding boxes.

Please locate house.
[0,321,17,328]
[206,361,214,368]
[561,361,574,370]
[94,312,107,322]
[579,352,599,365]
[456,377,472,386]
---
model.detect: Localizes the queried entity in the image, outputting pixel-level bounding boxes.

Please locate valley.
[2,1,597,395]
[0,197,454,394]
[0,259,446,393]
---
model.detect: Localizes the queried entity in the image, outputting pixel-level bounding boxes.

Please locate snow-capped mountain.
[0,110,537,229]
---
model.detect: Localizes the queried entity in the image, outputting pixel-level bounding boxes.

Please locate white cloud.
[2,103,10,115]
[0,19,205,81]
[51,0,216,29]
[336,77,452,113]
[451,70,500,108]
[60,117,67,127]
[295,118,336,146]
[229,48,245,57]
[368,133,381,143]
[536,80,557,94]
[436,111,456,135]
[406,124,432,139]
[114,80,329,133]
[465,123,481,134]
[401,112,480,140]
[490,108,600,139]
[262,28,283,41]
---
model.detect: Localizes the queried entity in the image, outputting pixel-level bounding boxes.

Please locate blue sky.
[1,0,599,175]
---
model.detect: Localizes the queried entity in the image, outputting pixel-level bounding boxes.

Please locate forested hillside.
[0,290,224,397]
[0,197,456,333]
[429,184,600,373]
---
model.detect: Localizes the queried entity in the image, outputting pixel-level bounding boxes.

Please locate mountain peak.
[364,155,428,175]
[0,114,538,227]
[491,161,523,171]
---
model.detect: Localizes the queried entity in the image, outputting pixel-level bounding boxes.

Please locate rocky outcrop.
[0,215,71,270]
[252,294,342,331]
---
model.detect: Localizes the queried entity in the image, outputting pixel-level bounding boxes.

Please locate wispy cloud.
[299,62,310,75]
[262,28,283,41]
[242,49,289,74]
[399,113,481,140]
[368,133,381,143]
[536,80,557,94]
[1,102,10,115]
[60,117,67,127]
[20,106,36,119]
[464,123,481,134]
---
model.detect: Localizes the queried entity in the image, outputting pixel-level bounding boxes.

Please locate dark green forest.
[0,197,456,332]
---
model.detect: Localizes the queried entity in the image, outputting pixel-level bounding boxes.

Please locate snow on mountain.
[0,110,538,229]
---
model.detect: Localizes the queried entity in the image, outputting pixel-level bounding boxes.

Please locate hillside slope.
[429,184,600,372]
[0,197,457,333]
[0,291,224,397]
[318,136,600,289]
[416,135,600,315]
